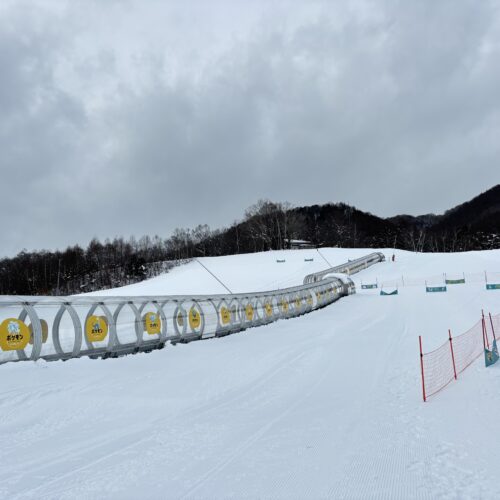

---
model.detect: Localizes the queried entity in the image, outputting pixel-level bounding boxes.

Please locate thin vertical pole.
[448,329,457,380]
[489,312,496,342]
[56,258,61,296]
[419,336,427,402]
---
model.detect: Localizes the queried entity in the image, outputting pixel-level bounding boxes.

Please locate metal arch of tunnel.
[52,302,83,358]
[17,304,43,361]
[138,300,168,343]
[113,301,143,346]
[84,302,117,353]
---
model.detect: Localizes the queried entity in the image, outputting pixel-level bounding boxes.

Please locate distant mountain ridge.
[388,184,500,231]
[434,184,500,230]
[289,184,499,252]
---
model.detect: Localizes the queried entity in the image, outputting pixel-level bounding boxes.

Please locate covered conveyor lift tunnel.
[0,252,385,365]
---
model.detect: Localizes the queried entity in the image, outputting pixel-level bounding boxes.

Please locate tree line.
[1,190,498,296]
[0,201,304,295]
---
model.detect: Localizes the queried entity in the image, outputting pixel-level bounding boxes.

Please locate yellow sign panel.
[307,295,313,306]
[85,315,108,343]
[281,299,289,313]
[0,318,30,351]
[295,298,302,308]
[220,306,231,325]
[245,304,254,321]
[28,319,49,345]
[264,302,273,317]
[189,307,201,330]
[143,312,161,335]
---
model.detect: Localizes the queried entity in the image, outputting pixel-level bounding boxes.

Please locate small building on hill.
[287,239,315,250]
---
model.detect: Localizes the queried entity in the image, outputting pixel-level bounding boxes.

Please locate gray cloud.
[0,0,499,256]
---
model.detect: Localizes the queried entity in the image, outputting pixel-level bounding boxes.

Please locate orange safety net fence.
[420,313,499,401]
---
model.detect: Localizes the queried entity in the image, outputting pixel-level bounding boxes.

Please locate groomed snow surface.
[2,248,500,499]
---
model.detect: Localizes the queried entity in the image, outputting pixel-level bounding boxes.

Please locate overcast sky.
[1,0,499,256]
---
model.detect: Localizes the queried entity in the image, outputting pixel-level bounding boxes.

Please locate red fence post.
[448,329,457,380]
[419,336,427,402]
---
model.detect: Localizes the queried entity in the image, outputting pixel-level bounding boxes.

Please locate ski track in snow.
[1,247,500,499]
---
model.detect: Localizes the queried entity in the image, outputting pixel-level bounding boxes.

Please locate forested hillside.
[1,185,498,295]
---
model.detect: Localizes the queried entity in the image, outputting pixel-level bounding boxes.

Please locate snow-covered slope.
[86,248,386,296]
[2,248,500,499]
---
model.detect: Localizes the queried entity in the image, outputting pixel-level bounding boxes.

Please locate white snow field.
[2,248,500,499]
